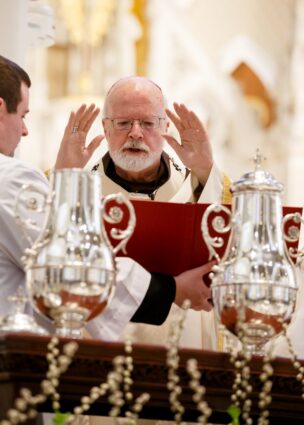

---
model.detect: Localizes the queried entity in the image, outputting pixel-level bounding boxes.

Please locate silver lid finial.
[253,148,266,170]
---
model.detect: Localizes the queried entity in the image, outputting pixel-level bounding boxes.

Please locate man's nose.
[22,122,28,137]
[128,120,143,138]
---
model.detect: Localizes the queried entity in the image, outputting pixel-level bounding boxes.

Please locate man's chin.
[118,162,149,172]
[122,149,148,156]
[114,156,152,172]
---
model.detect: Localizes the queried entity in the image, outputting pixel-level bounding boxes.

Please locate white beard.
[109,140,163,172]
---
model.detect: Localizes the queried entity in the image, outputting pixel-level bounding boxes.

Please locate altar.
[1,333,304,424]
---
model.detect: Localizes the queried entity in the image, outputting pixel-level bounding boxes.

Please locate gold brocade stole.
[222,173,232,204]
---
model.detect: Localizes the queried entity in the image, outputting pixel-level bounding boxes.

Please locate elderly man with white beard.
[56,76,231,205]
[55,76,231,351]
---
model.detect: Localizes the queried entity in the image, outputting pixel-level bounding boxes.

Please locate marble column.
[0,0,28,65]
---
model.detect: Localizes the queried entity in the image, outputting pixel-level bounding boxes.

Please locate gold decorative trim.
[131,0,149,76]
[222,173,232,204]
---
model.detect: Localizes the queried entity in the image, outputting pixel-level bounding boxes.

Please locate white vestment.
[91,153,227,350]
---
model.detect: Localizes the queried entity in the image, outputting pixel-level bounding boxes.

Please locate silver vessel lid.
[231,150,284,193]
[0,312,49,335]
[0,287,48,336]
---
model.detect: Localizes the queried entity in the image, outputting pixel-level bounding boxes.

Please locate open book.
[108,200,302,276]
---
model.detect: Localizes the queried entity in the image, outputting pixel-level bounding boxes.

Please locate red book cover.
[107,200,302,276]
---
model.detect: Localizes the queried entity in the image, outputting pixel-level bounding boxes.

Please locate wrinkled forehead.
[105,78,165,117]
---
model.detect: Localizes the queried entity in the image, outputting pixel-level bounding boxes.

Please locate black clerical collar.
[102,151,171,199]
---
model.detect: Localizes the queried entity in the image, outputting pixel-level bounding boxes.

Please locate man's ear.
[0,98,6,118]
[164,120,170,133]
[102,118,109,137]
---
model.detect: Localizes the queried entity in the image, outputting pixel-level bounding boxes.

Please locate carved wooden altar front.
[1,333,304,424]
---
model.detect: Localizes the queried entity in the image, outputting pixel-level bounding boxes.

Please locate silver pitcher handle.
[201,204,232,262]
[102,193,136,255]
[14,183,48,247]
[282,212,304,262]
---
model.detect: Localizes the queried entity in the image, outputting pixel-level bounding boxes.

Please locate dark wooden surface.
[1,333,304,423]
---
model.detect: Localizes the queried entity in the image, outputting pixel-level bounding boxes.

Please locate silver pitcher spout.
[202,152,301,353]
[16,168,136,338]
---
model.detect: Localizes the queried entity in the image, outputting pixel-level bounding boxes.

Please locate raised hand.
[163,102,213,186]
[55,103,104,169]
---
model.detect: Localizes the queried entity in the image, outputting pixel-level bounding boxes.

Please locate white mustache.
[122,140,150,153]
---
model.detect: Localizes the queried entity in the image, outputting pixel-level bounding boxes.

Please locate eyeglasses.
[105,116,166,131]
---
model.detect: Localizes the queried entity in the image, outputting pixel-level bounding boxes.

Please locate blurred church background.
[1,0,304,205]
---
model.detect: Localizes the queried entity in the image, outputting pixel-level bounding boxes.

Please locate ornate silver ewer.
[16,169,135,338]
[202,153,301,354]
